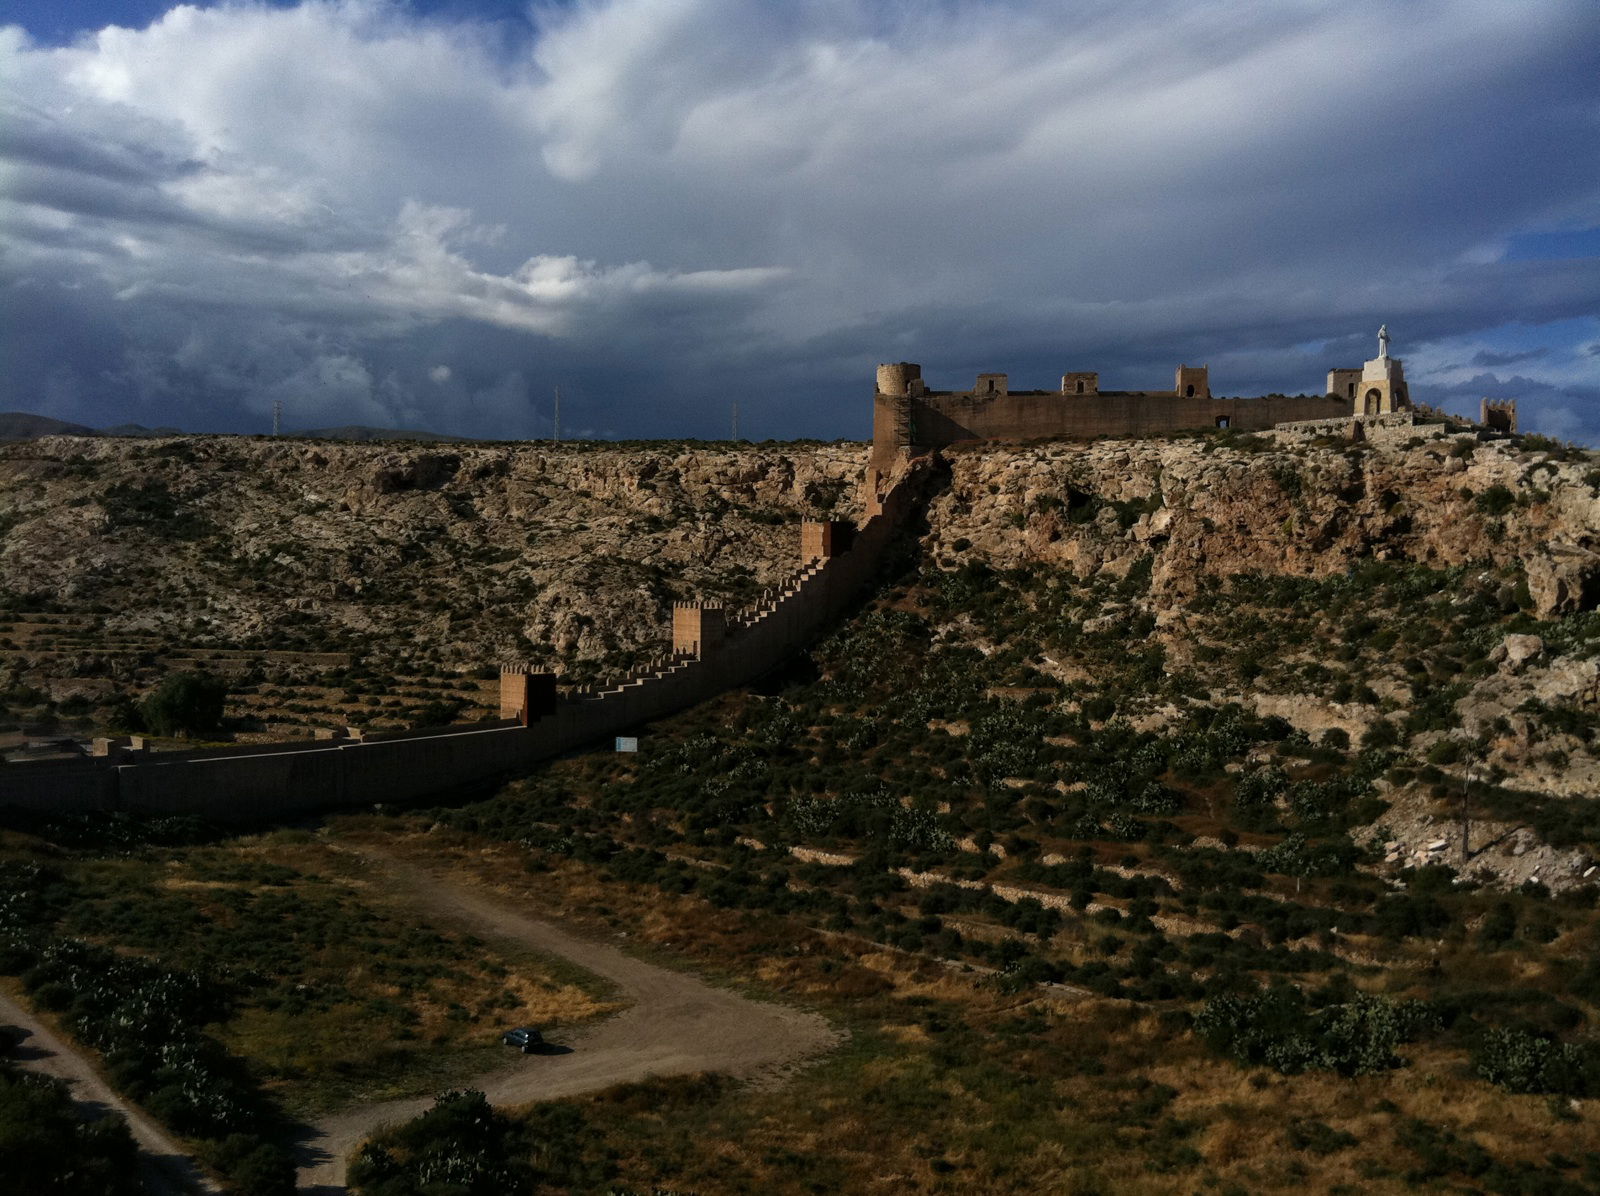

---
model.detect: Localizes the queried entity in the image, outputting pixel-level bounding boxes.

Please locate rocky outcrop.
[922,431,1600,615]
[3,427,1595,681]
[0,437,864,674]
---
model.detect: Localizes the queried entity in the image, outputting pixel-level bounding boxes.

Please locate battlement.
[872,360,1348,455]
[672,601,727,658]
[871,331,1421,457]
[1481,398,1518,435]
[0,472,925,823]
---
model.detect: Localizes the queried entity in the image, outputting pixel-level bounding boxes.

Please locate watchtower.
[1480,399,1518,434]
[801,520,849,564]
[499,669,558,725]
[974,373,1008,397]
[1326,368,1361,402]
[672,602,726,658]
[1061,372,1099,396]
[875,362,925,398]
[1174,365,1210,399]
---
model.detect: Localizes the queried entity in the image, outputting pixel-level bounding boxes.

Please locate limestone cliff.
[923,429,1600,616]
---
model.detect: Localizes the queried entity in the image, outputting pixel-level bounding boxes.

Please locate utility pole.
[1460,750,1476,866]
[553,385,561,443]
[271,400,282,437]
[731,401,739,442]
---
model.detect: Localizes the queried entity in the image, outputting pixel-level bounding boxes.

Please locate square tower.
[672,602,726,657]
[1061,372,1099,396]
[1480,399,1517,434]
[1327,368,1361,402]
[801,520,851,563]
[500,669,557,725]
[1174,365,1210,399]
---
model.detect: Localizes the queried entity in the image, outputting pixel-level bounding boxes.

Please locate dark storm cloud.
[1472,348,1550,368]
[1,2,1597,440]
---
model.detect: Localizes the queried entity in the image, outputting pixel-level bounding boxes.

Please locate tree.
[140,672,227,737]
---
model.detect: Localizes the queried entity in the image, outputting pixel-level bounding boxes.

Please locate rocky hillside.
[3,423,1598,769]
[0,436,864,672]
[926,426,1600,617]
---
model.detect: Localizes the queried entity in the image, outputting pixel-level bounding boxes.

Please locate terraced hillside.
[0,436,862,738]
[3,422,1600,1192]
[406,517,1600,1192]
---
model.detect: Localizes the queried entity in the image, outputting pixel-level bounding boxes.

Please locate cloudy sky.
[2,1,1597,441]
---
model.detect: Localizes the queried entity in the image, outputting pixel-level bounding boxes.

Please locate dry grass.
[334,822,1600,1194]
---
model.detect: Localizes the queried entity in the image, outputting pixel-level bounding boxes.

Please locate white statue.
[1378,324,1390,358]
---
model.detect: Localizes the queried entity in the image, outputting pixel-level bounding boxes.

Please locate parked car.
[501,1027,544,1053]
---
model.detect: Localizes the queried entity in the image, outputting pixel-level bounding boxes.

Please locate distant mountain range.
[298,424,464,442]
[0,412,467,443]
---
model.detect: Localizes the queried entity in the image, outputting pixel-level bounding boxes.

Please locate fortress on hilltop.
[867,325,1465,492]
[0,324,1522,824]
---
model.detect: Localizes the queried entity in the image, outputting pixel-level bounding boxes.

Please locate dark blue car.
[501,1027,544,1053]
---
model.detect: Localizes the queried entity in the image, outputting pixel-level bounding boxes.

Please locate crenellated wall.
[0,475,920,823]
[867,362,1363,486]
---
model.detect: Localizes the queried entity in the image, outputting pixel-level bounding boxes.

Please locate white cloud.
[1,0,1597,439]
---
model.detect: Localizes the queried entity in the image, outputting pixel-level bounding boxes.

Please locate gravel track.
[0,990,222,1194]
[295,854,840,1192]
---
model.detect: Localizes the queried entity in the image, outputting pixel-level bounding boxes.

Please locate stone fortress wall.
[0,472,921,823]
[0,328,1519,822]
[865,328,1464,487]
[870,360,1353,483]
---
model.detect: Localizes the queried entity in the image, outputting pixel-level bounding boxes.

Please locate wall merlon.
[1480,398,1518,435]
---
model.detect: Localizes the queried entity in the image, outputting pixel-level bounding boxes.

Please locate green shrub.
[349,1090,534,1196]
[0,1063,141,1194]
[1473,1027,1599,1096]
[1195,985,1433,1076]
[1473,485,1515,517]
[141,672,227,737]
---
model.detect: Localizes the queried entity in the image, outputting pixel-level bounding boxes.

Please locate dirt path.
[0,991,222,1195]
[295,854,840,1193]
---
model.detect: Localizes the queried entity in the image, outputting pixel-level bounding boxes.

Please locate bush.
[349,1090,534,1196]
[1473,1027,1599,1096]
[141,672,227,737]
[1195,985,1433,1076]
[0,1063,141,1194]
[1473,485,1515,517]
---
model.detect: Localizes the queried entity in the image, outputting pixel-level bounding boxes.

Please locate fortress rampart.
[870,360,1356,484]
[0,475,919,823]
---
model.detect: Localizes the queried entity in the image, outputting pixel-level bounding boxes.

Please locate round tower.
[876,362,922,397]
